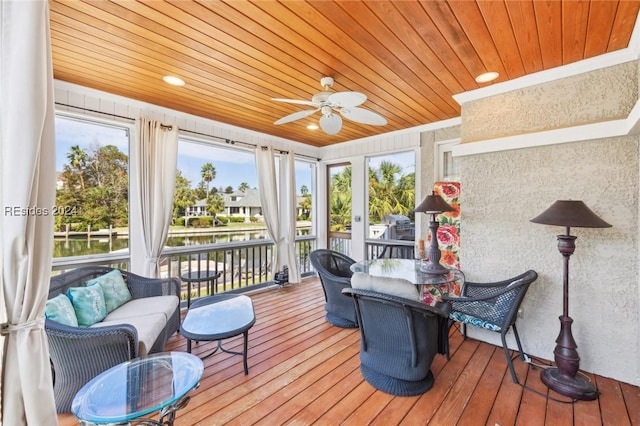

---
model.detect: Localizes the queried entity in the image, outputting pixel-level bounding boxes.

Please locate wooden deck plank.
[620,381,640,425]
[517,359,552,426]
[565,371,601,426]
[253,351,361,425]
[55,278,640,426]
[283,368,365,425]
[400,338,480,425]
[224,332,361,425]
[457,348,508,425]
[430,343,495,425]
[485,353,528,426]
[596,374,633,426]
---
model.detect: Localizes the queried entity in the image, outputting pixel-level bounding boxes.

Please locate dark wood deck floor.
[58,278,640,426]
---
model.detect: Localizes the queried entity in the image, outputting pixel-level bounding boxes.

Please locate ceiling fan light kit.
[272,77,387,135]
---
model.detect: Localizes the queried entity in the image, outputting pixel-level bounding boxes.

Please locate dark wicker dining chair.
[343,273,450,396]
[442,269,538,384]
[309,249,358,328]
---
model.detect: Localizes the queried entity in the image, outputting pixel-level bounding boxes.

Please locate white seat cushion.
[351,272,420,301]
[92,313,167,356]
[104,296,178,323]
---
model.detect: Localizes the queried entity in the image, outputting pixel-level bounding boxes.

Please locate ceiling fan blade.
[328,91,367,108]
[319,113,342,135]
[340,107,387,126]
[271,98,317,107]
[274,109,318,125]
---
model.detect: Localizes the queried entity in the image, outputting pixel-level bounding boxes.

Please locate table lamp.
[414,191,455,274]
[530,200,611,400]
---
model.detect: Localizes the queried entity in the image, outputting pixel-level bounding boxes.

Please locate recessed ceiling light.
[163,75,185,86]
[475,71,499,83]
[307,124,319,130]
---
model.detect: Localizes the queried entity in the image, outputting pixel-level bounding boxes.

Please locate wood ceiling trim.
[48,0,640,147]
[50,30,309,123]
[444,1,507,86]
[198,0,441,127]
[609,1,640,50]
[533,0,563,70]
[390,1,476,92]
[561,0,590,64]
[322,0,460,114]
[583,1,619,57]
[477,0,526,80]
[505,1,544,74]
[266,1,453,121]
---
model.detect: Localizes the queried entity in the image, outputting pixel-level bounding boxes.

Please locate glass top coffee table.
[72,352,203,426]
[180,294,256,375]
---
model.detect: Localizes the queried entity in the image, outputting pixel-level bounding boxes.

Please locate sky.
[55,116,313,194]
[54,116,416,194]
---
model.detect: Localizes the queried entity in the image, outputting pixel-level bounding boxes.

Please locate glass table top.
[181,294,255,338]
[350,258,464,285]
[72,351,203,424]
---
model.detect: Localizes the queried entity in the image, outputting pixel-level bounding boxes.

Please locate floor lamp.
[530,200,611,400]
[414,191,455,274]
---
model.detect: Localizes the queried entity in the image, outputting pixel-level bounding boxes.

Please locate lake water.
[53,230,273,258]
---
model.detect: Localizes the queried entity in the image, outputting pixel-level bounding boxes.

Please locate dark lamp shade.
[414,191,455,214]
[530,200,611,228]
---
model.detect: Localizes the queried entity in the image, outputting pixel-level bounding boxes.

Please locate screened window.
[295,159,314,236]
[367,151,416,240]
[53,115,130,258]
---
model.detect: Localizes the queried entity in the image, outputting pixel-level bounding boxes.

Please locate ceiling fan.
[272,77,387,135]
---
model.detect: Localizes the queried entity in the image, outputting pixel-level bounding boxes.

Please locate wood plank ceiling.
[49,0,640,147]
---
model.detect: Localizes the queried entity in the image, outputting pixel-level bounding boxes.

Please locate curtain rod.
[54,102,320,161]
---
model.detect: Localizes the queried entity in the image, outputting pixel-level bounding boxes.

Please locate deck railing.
[51,235,317,306]
[365,238,415,260]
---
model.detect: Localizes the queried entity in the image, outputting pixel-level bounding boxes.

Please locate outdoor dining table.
[350,258,464,355]
[350,258,464,302]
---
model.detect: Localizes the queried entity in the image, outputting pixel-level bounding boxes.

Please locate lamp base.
[419,261,449,275]
[541,367,598,401]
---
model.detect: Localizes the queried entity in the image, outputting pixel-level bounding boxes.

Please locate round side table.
[180,270,221,308]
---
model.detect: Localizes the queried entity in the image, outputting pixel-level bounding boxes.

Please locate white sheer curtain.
[279,152,301,283]
[255,147,281,276]
[131,119,179,277]
[0,0,58,423]
[255,147,301,282]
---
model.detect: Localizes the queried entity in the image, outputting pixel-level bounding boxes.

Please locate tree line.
[56,145,410,233]
[55,145,312,231]
[329,162,415,232]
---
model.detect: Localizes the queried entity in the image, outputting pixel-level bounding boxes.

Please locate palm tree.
[300,184,309,196]
[238,182,249,192]
[206,193,225,223]
[200,162,216,198]
[67,145,88,190]
[368,161,410,223]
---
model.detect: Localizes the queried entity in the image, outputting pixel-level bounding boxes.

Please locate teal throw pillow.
[67,283,107,326]
[86,269,132,313]
[45,294,79,327]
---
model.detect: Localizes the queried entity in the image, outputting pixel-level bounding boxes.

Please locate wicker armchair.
[343,284,450,396]
[442,269,538,384]
[46,266,181,412]
[309,249,358,328]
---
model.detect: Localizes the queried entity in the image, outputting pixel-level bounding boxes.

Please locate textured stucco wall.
[460,137,639,385]
[461,61,639,143]
[457,60,640,386]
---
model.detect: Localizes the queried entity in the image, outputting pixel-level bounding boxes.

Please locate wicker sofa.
[45,266,181,413]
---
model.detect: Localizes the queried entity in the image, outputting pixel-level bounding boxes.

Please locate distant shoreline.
[54,221,312,239]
